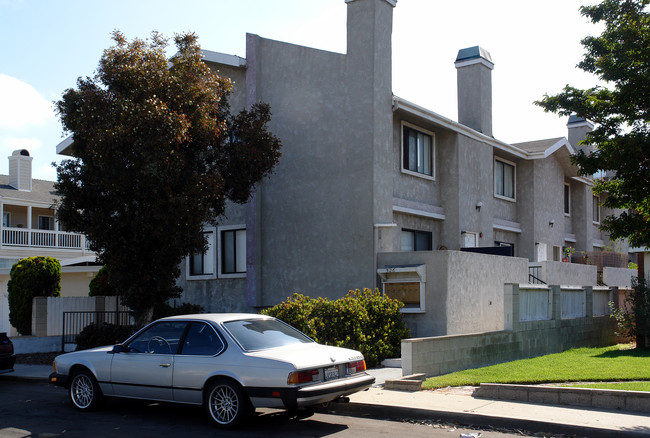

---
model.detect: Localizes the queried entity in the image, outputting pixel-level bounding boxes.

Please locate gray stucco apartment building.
[173,0,627,337]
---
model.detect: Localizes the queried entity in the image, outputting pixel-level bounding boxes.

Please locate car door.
[173,321,226,404]
[111,321,187,401]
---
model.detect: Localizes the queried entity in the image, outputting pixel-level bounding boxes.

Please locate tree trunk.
[134,306,154,328]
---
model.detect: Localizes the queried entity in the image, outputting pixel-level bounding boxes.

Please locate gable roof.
[0,175,58,206]
[513,137,575,159]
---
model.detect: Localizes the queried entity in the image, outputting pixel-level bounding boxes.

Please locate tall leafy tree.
[55,31,281,324]
[536,0,650,247]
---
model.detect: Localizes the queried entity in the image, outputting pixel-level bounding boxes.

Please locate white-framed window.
[377,264,426,313]
[38,215,54,230]
[564,183,571,216]
[494,157,516,201]
[187,227,216,280]
[401,121,435,180]
[218,225,246,278]
[400,229,432,252]
[593,195,600,223]
[2,212,10,228]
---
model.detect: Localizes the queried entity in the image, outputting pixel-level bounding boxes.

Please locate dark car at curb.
[0,332,16,374]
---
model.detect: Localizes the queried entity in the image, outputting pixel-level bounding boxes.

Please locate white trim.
[200,50,247,67]
[186,227,217,281]
[454,58,495,70]
[593,239,605,248]
[393,205,445,221]
[564,182,571,217]
[218,224,246,279]
[56,136,73,155]
[592,195,601,224]
[564,235,577,243]
[494,156,516,202]
[345,0,397,6]
[400,121,436,181]
[392,96,529,159]
[493,223,522,233]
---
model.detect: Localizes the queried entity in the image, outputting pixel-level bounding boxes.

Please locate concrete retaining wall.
[476,383,650,413]
[402,283,618,376]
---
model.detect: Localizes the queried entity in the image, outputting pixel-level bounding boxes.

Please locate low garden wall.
[402,284,619,376]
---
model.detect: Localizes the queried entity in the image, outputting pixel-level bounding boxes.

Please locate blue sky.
[1,0,599,181]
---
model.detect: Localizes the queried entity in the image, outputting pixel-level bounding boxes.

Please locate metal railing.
[62,310,132,351]
[2,227,88,250]
[528,265,547,285]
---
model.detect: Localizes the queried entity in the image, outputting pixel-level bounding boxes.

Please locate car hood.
[245,343,363,369]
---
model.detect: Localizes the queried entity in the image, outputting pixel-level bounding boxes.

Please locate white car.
[50,313,374,428]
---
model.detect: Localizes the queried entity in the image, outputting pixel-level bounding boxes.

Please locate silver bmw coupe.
[50,313,375,428]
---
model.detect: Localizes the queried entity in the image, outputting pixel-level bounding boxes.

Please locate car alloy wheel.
[205,379,250,428]
[69,369,102,411]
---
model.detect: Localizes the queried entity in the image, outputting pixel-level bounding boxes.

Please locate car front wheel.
[69,369,103,411]
[205,379,251,428]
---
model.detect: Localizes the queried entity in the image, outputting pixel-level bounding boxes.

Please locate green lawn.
[422,344,650,390]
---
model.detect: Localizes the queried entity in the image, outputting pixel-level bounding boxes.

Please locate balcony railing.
[1,227,89,250]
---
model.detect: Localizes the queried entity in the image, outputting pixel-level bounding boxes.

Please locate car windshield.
[222,318,313,351]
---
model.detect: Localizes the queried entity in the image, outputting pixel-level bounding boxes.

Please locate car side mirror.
[112,343,124,354]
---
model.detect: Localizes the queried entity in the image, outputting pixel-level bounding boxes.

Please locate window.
[126,321,188,355]
[401,229,432,252]
[219,226,246,276]
[2,212,10,228]
[180,322,224,356]
[378,264,426,313]
[38,216,54,230]
[494,158,515,200]
[593,195,600,223]
[188,228,216,279]
[402,122,435,179]
[564,183,571,216]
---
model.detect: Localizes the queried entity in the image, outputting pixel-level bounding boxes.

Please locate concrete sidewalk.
[5,364,650,437]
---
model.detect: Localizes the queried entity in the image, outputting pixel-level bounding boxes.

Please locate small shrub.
[610,277,650,348]
[8,256,61,335]
[89,266,118,296]
[75,323,135,351]
[262,289,410,367]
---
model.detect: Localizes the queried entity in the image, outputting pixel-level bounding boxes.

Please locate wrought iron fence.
[61,310,132,351]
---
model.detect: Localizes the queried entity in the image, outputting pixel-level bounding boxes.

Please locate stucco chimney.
[455,46,494,136]
[567,114,594,154]
[345,0,396,61]
[8,149,33,192]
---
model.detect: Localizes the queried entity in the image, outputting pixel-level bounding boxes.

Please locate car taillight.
[287,369,320,385]
[348,360,366,374]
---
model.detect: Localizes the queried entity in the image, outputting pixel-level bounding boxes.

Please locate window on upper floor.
[494,157,515,200]
[564,183,571,216]
[219,226,246,277]
[401,229,432,252]
[401,122,435,180]
[187,228,216,280]
[593,195,600,223]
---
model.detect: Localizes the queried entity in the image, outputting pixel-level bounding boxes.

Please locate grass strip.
[422,344,650,390]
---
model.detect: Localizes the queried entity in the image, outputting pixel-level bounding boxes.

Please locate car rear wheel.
[69,369,103,411]
[205,379,251,428]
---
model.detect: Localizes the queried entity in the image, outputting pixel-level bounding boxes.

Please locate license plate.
[324,366,339,381]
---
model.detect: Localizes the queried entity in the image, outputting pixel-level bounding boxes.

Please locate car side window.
[126,321,187,355]
[180,322,224,356]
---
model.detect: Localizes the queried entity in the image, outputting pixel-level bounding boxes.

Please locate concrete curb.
[320,401,645,438]
[475,383,650,414]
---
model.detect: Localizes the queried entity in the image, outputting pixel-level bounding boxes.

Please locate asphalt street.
[0,379,532,438]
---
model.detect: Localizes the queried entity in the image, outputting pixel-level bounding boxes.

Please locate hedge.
[8,256,61,335]
[261,288,410,367]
